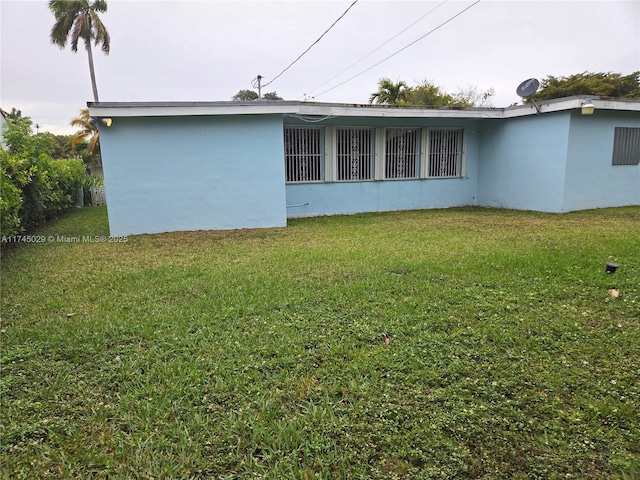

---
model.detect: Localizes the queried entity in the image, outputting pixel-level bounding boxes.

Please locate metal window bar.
[428,129,463,177]
[284,127,324,182]
[612,127,640,166]
[385,129,419,178]
[336,128,375,181]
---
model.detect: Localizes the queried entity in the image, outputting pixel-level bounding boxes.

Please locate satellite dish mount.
[516,78,541,113]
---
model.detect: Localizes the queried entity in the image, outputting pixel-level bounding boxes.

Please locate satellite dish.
[516,78,540,98]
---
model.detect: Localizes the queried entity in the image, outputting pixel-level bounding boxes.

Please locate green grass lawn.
[1,206,639,479]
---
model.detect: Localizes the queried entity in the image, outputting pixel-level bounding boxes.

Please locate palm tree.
[369,78,410,105]
[49,0,110,103]
[70,108,100,155]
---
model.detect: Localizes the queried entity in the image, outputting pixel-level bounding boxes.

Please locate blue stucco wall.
[563,110,640,211]
[99,115,286,236]
[97,107,639,236]
[286,178,474,217]
[478,112,571,212]
[285,118,480,217]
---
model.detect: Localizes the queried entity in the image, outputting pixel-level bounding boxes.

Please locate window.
[284,127,324,182]
[336,128,375,181]
[385,128,419,179]
[283,125,467,183]
[427,128,464,177]
[612,127,640,166]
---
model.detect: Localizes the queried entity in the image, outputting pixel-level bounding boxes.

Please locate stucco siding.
[89,99,640,235]
[285,118,480,217]
[286,177,475,217]
[478,112,570,212]
[563,110,640,211]
[99,114,286,236]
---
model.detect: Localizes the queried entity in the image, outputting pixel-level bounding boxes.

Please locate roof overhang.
[88,97,640,120]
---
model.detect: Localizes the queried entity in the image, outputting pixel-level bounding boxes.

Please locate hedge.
[1,112,87,237]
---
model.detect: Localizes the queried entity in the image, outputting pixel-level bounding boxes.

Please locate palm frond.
[49,0,109,53]
[49,0,109,100]
[92,0,108,13]
[90,12,110,54]
[70,109,99,153]
[87,132,100,155]
[50,18,71,48]
[70,130,87,148]
[49,0,82,48]
[69,118,93,131]
[70,11,90,52]
[370,77,409,105]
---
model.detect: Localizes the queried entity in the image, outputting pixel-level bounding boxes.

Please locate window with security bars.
[284,127,324,182]
[385,129,419,179]
[612,127,640,165]
[336,128,375,181]
[428,129,464,177]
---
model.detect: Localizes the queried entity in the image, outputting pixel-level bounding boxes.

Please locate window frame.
[283,126,325,184]
[424,128,466,179]
[612,127,640,166]
[384,128,421,180]
[282,124,467,183]
[334,126,376,182]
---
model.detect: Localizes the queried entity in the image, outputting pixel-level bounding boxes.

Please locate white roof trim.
[88,97,640,120]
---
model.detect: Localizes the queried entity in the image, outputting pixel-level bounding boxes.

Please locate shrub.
[83,174,104,188]
[0,153,25,236]
[82,174,105,206]
[47,157,86,213]
[1,110,88,237]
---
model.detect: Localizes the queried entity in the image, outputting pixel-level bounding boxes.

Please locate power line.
[306,0,449,97]
[262,0,359,88]
[312,0,482,100]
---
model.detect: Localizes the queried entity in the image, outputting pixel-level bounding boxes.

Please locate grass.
[1,205,639,479]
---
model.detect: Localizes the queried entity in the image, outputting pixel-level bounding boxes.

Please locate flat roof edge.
[88,96,640,120]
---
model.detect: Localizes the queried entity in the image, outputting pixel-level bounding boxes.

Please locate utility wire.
[312,0,481,99]
[262,0,359,88]
[306,0,448,97]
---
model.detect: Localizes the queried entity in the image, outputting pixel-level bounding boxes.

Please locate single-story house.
[88,97,640,237]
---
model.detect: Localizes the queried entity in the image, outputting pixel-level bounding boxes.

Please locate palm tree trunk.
[85,39,100,102]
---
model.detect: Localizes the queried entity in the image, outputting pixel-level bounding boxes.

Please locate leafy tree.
[369,78,410,105]
[51,134,87,160]
[2,109,33,154]
[233,89,259,101]
[6,108,25,121]
[370,78,494,107]
[404,80,456,107]
[454,85,495,107]
[232,90,283,101]
[533,71,640,101]
[49,0,111,102]
[2,109,55,157]
[263,92,283,100]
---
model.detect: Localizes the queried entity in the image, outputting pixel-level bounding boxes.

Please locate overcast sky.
[1,0,638,135]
